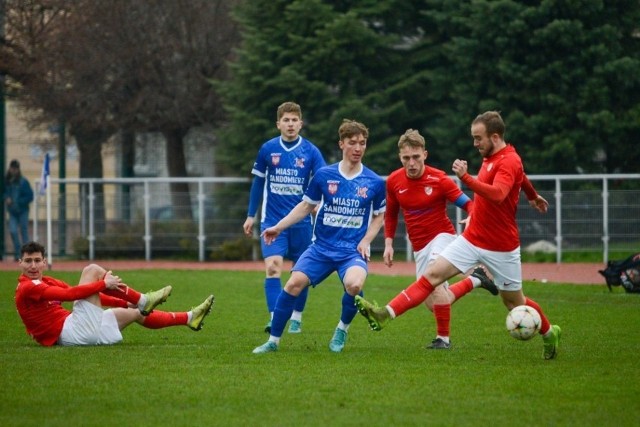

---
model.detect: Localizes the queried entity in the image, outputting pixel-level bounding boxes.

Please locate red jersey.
[15,275,106,346]
[386,165,469,252]
[461,144,523,252]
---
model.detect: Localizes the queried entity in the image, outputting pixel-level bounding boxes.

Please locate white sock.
[137,295,147,309]
[386,305,396,319]
[337,321,349,332]
[290,310,302,322]
[469,276,481,288]
[436,335,450,344]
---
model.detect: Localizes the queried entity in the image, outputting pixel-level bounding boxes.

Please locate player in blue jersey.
[252,119,386,354]
[243,102,326,334]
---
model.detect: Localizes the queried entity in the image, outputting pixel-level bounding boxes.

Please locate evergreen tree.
[220,0,640,175]
[421,0,640,174]
[218,0,426,176]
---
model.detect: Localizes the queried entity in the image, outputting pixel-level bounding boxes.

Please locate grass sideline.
[1,269,639,427]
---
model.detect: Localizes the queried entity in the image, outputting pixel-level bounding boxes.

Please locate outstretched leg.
[112,294,215,331]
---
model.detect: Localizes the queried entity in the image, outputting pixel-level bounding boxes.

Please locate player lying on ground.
[15,241,215,346]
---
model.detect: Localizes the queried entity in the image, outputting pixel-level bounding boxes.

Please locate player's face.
[339,134,367,164]
[276,112,303,141]
[19,251,47,279]
[399,145,427,179]
[471,123,495,158]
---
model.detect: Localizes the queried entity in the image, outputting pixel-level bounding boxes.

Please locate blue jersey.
[303,162,386,252]
[252,136,325,227]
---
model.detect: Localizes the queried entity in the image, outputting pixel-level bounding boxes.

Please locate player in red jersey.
[357,112,561,360]
[384,129,499,349]
[15,241,214,346]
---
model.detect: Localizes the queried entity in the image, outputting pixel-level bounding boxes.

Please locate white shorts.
[58,300,123,346]
[440,236,522,291]
[414,233,457,286]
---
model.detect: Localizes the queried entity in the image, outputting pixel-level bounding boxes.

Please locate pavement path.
[0,259,607,285]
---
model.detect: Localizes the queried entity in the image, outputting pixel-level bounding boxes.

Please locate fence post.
[143,181,151,261]
[198,181,206,261]
[554,178,562,263]
[88,181,95,260]
[602,177,609,264]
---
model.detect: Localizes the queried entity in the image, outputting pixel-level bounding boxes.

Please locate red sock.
[389,276,435,317]
[101,286,142,305]
[99,293,129,308]
[142,311,188,329]
[433,304,451,337]
[525,297,551,335]
[448,277,474,301]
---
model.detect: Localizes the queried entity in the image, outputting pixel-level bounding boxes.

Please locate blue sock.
[271,291,296,338]
[264,278,282,313]
[293,285,309,312]
[340,291,362,325]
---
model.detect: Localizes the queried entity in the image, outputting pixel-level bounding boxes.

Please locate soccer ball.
[505,305,541,341]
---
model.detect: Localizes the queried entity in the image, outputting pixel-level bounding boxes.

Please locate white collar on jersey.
[338,160,363,179]
[279,136,302,151]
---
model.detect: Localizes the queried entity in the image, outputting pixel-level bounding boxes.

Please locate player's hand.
[261,227,280,245]
[357,242,371,261]
[243,217,255,236]
[529,195,549,214]
[104,271,123,290]
[452,159,468,178]
[459,216,470,230]
[383,246,394,267]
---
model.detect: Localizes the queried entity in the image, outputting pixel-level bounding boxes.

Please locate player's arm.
[453,159,512,203]
[37,280,107,302]
[243,175,266,235]
[444,176,474,220]
[358,210,385,261]
[522,174,549,213]
[453,193,473,212]
[384,186,399,267]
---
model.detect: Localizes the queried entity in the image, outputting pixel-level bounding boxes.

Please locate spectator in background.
[4,159,34,261]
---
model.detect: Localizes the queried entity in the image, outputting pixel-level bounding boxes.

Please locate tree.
[218,0,427,176]
[420,0,640,174]
[1,0,240,221]
[220,0,640,176]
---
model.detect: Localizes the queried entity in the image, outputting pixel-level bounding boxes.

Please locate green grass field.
[1,269,639,426]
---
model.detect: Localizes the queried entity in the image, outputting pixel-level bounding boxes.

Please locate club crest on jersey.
[271,154,281,166]
[356,187,369,198]
[294,157,305,168]
[487,163,493,172]
[328,180,340,194]
[424,186,433,195]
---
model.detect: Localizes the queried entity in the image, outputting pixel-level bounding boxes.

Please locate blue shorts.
[292,244,368,287]
[260,224,312,263]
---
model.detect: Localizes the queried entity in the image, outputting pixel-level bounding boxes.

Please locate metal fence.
[26,174,640,266]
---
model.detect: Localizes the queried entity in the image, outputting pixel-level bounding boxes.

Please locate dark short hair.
[472,111,505,138]
[21,241,46,257]
[9,159,20,169]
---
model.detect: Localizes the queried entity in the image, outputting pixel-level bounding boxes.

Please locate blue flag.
[39,153,50,196]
